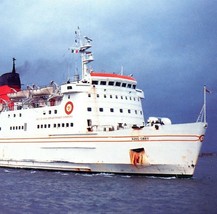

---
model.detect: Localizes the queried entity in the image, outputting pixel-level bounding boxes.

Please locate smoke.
[16,59,70,88]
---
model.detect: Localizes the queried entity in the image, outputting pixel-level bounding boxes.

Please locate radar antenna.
[69,27,94,80]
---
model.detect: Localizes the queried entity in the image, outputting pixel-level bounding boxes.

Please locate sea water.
[0,155,216,214]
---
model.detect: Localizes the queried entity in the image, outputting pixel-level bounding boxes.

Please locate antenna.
[121,65,124,75]
[69,27,94,80]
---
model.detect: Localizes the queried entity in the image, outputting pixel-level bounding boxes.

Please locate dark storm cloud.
[0,0,216,151]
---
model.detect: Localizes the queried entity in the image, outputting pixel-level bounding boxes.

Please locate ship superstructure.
[0,28,207,177]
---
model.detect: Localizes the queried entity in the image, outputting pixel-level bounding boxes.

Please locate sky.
[0,0,216,152]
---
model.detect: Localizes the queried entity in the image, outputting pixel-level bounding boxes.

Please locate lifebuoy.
[65,101,73,115]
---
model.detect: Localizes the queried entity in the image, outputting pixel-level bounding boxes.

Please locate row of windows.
[87,107,143,115]
[7,110,58,118]
[37,122,74,129]
[7,122,74,131]
[91,80,136,89]
[88,93,140,101]
[43,109,58,116]
[8,113,22,118]
[10,126,24,130]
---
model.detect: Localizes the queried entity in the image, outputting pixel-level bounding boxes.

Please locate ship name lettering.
[132,137,149,141]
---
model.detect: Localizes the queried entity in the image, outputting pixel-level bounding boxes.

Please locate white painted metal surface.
[0,28,207,177]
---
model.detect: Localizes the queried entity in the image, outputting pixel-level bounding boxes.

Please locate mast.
[203,85,207,123]
[196,85,209,123]
[70,27,94,80]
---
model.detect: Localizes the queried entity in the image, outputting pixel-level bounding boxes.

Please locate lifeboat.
[8,90,30,99]
[31,86,54,96]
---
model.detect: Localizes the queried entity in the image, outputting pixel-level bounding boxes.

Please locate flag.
[71,49,79,54]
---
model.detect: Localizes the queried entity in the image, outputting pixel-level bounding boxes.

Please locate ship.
[0,28,208,177]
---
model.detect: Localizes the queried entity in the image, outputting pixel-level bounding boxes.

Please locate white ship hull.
[0,122,206,177]
[0,29,208,177]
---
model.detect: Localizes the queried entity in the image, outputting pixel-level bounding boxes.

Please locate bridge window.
[92,80,98,85]
[100,81,106,85]
[115,82,121,86]
[122,83,126,87]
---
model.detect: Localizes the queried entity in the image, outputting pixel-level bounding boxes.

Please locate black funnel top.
[0,58,21,88]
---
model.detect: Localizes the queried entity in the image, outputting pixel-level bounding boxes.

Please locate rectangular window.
[100,81,106,85]
[92,80,98,85]
[67,86,72,90]
[115,82,121,86]
[108,81,114,86]
[122,83,126,87]
[87,107,92,112]
[99,108,103,112]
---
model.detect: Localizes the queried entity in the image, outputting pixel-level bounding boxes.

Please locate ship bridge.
[90,72,144,99]
[90,72,136,88]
